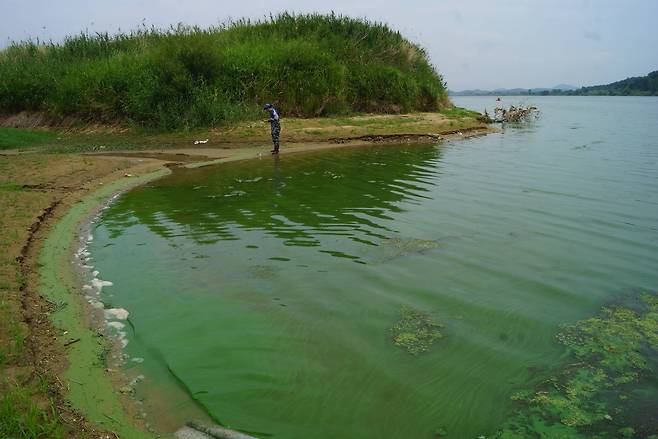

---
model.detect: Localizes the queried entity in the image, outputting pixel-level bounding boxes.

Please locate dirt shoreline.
[1,128,492,438]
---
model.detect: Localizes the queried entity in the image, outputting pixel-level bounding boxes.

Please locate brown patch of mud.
[0,111,53,128]
[330,126,493,144]
[0,111,128,133]
[90,151,214,163]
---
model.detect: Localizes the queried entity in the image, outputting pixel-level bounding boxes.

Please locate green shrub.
[0,13,449,129]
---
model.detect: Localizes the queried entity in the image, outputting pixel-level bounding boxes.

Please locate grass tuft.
[0,384,64,439]
[0,128,57,150]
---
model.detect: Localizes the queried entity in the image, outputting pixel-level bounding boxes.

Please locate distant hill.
[572,71,658,96]
[450,71,658,97]
[450,85,577,96]
[552,84,578,91]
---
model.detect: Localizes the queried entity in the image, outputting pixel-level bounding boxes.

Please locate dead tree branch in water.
[494,105,539,123]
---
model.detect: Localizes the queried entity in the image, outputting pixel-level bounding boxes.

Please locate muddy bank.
[0,153,166,438]
[83,127,492,170]
[39,167,175,438]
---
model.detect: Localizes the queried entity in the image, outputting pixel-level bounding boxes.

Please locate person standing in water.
[263,103,281,154]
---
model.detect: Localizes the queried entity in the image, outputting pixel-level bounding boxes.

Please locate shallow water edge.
[39,168,171,438]
[42,133,493,437]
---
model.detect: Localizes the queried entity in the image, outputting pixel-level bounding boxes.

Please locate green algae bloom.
[246,264,279,279]
[390,307,443,355]
[496,291,658,439]
[381,238,439,261]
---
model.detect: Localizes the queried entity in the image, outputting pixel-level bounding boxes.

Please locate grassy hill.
[572,70,658,96]
[0,13,449,130]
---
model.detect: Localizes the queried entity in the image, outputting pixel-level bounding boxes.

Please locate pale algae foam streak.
[88,97,658,438]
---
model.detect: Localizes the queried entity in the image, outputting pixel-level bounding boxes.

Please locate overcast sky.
[2,0,657,90]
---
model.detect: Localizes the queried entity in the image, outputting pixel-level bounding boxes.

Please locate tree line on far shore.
[542,70,658,96]
[452,70,658,97]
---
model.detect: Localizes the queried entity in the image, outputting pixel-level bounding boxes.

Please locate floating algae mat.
[88,97,658,438]
[379,237,440,261]
[390,307,443,355]
[499,290,658,438]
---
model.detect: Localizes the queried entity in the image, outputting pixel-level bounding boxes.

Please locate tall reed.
[0,13,449,129]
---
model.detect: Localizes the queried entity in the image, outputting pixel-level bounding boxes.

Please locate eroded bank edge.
[38,167,171,439]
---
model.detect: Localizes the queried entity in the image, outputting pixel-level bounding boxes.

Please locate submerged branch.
[493,105,539,123]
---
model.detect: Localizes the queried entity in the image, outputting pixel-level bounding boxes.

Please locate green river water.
[87,96,658,438]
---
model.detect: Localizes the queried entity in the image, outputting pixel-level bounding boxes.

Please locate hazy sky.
[2,0,657,90]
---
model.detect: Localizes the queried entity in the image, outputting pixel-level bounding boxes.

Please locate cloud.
[1,0,657,89]
[583,30,602,42]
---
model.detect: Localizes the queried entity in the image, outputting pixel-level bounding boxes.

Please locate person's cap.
[263,103,273,110]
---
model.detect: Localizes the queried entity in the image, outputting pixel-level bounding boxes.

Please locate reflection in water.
[103,145,442,261]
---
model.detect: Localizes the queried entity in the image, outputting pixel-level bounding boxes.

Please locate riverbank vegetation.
[0,13,449,130]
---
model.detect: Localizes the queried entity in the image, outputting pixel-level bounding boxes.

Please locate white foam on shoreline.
[91,278,113,291]
[107,321,125,330]
[105,321,129,347]
[88,298,105,309]
[83,265,130,350]
[105,308,129,320]
[76,195,136,366]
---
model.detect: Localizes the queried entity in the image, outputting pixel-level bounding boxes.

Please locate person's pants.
[271,122,281,151]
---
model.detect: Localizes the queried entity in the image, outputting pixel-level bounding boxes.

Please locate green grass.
[0,128,57,150]
[0,181,25,191]
[323,115,424,127]
[439,107,481,118]
[0,13,449,130]
[0,385,64,439]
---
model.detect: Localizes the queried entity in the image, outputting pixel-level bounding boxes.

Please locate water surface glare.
[89,96,658,438]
